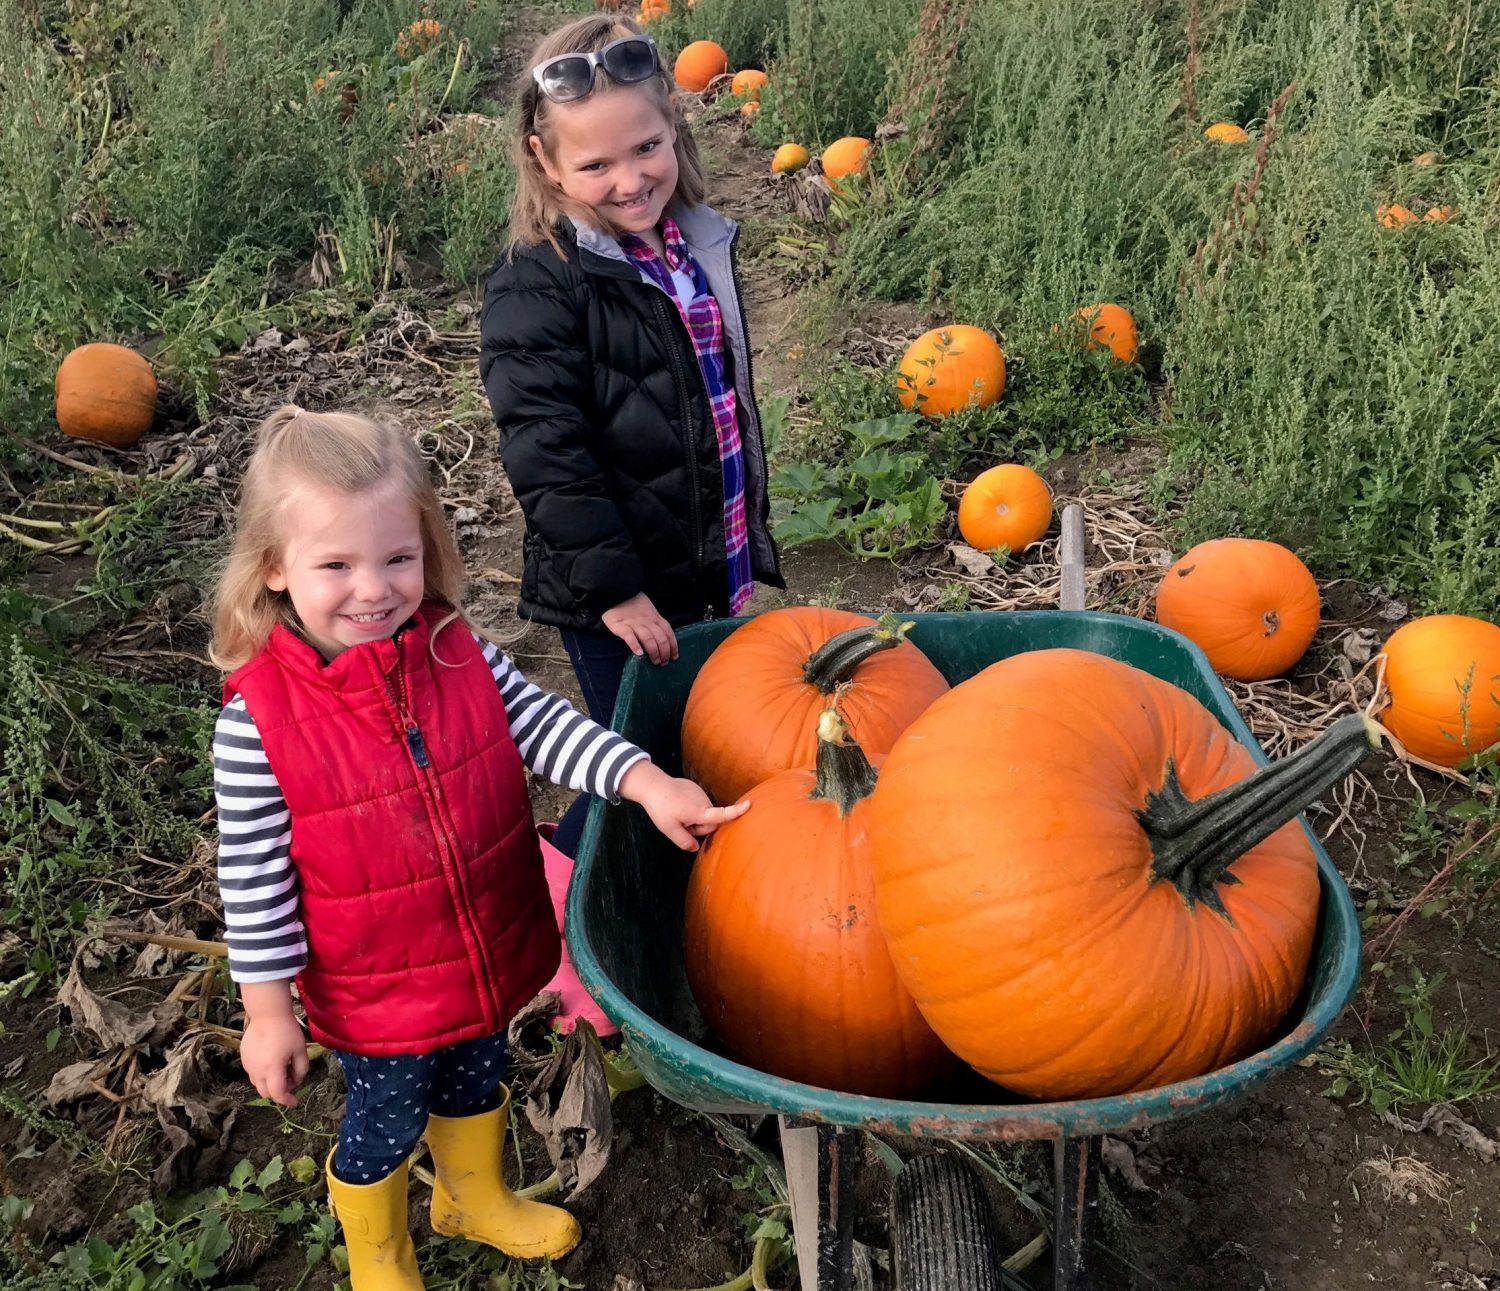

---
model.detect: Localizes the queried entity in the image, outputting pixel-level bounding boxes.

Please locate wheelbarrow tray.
[566,611,1360,1142]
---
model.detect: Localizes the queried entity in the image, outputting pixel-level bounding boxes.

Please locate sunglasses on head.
[531,35,661,105]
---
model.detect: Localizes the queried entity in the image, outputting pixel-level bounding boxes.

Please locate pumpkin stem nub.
[809,705,878,816]
[1141,713,1381,916]
[803,614,917,693]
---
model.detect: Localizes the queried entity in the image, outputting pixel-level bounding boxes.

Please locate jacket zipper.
[382,633,505,1026]
[650,290,709,603]
[728,229,783,582]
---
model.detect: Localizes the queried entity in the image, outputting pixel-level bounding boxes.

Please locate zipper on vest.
[386,635,430,769]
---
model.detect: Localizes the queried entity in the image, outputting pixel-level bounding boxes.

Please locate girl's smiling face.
[530,84,679,237]
[265,479,426,660]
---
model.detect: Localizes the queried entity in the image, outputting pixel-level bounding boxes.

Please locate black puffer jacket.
[479,205,783,631]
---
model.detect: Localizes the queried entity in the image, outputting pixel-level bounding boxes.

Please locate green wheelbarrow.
[566,607,1362,1290]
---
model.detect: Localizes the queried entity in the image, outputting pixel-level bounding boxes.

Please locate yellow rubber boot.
[425,1087,581,1261]
[324,1152,425,1290]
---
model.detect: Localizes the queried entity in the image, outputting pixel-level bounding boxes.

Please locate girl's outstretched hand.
[601,593,678,665]
[239,982,310,1107]
[619,760,748,851]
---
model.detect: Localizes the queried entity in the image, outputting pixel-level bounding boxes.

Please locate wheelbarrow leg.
[1052,1135,1101,1290]
[779,1116,855,1291]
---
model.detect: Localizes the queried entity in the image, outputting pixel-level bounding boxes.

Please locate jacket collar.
[262,603,447,689]
[568,202,736,275]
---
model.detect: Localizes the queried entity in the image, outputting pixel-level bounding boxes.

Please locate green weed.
[1320,969,1500,1115]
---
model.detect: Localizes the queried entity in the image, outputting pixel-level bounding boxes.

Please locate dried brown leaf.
[58,962,183,1051]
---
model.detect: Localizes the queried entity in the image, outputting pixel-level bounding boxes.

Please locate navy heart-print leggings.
[330,1031,507,1183]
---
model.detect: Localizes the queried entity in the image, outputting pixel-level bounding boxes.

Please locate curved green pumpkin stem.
[1140,713,1382,917]
[809,704,878,817]
[802,613,916,693]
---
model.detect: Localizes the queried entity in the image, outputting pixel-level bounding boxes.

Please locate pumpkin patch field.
[2,1,1499,1289]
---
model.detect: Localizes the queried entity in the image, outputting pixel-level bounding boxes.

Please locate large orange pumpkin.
[1155,538,1320,681]
[685,706,955,1096]
[54,343,158,448]
[957,464,1052,553]
[1073,302,1139,363]
[673,40,729,92]
[820,136,870,181]
[681,608,948,807]
[1378,615,1500,766]
[868,648,1378,1099]
[896,326,1006,417]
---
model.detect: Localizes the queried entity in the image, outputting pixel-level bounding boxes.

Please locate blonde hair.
[508,15,707,256]
[209,405,469,671]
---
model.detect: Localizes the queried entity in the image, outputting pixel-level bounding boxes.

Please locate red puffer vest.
[224,605,559,1057]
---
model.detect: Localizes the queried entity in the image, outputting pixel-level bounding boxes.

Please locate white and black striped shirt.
[213,632,646,984]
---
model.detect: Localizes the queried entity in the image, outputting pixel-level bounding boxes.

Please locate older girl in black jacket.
[481,15,782,851]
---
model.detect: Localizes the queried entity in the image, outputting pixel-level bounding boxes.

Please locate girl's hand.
[620,761,749,851]
[601,593,678,665]
[239,983,309,1107]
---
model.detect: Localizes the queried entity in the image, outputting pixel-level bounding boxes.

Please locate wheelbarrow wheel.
[890,1154,1008,1291]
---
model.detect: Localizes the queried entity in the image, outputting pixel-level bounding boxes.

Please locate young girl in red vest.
[481,15,784,854]
[209,405,745,1288]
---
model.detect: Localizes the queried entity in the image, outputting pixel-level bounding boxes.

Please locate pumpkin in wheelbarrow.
[684,705,956,1097]
[867,648,1379,1100]
[681,608,948,807]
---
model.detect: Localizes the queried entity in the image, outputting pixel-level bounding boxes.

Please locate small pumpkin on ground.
[685,705,955,1096]
[1377,614,1500,767]
[54,343,158,448]
[1204,122,1249,143]
[681,608,949,807]
[896,325,1006,417]
[1155,538,1321,681]
[1376,203,1419,228]
[673,40,728,92]
[1072,302,1139,363]
[740,100,760,118]
[820,136,870,193]
[957,464,1052,554]
[771,143,810,175]
[867,648,1379,1099]
[1424,205,1456,222]
[731,69,768,98]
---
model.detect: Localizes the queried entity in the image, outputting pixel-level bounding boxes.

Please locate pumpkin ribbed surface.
[54,343,158,448]
[896,325,1006,417]
[867,648,1358,1100]
[1155,537,1320,681]
[1379,614,1500,766]
[680,608,948,807]
[684,712,953,1096]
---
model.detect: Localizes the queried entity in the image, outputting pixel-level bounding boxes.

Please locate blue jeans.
[330,1031,507,1183]
[553,629,634,857]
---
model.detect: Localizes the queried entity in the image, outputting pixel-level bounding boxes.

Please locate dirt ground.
[3,13,1498,1291]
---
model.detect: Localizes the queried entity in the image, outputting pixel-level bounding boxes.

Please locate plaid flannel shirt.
[621,217,754,614]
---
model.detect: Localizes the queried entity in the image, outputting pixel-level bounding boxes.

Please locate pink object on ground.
[538,825,619,1036]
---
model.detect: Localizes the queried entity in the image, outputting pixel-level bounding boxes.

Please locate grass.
[0,0,516,435]
[1320,969,1500,1115]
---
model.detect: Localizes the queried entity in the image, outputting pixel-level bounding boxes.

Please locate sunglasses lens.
[603,38,658,84]
[538,55,593,102]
